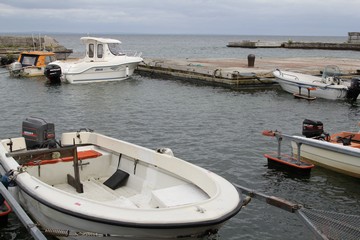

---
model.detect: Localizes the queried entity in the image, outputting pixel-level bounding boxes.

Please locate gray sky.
[0,0,358,36]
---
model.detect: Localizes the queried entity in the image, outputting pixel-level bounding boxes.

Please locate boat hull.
[18,189,226,239]
[291,139,360,178]
[63,62,140,84]
[0,131,242,239]
[273,69,349,100]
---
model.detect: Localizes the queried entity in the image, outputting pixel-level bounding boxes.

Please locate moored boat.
[8,51,56,77]
[272,65,360,101]
[44,37,143,84]
[0,117,243,239]
[290,119,360,178]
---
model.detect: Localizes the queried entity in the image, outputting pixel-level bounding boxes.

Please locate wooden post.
[67,145,83,193]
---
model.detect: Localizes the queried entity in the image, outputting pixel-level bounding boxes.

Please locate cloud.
[0,0,359,35]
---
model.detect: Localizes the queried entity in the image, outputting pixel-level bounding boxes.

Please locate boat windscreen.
[322,65,341,78]
[21,55,38,66]
[108,43,125,56]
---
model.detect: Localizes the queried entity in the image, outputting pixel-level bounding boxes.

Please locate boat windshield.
[20,55,37,66]
[322,65,341,79]
[108,43,125,56]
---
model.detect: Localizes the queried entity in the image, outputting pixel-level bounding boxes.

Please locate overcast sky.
[0,0,359,36]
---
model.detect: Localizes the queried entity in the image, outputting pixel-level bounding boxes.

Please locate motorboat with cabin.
[273,65,360,101]
[8,51,56,77]
[0,117,243,239]
[44,37,143,84]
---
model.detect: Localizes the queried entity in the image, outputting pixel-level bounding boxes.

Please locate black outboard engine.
[44,64,62,84]
[22,117,56,149]
[346,77,360,101]
[302,119,324,138]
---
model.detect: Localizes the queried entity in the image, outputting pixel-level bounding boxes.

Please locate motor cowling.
[44,64,62,83]
[346,78,360,101]
[8,62,23,77]
[302,119,324,138]
[22,117,56,149]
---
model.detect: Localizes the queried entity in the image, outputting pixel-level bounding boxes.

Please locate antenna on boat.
[38,33,41,51]
[32,34,36,51]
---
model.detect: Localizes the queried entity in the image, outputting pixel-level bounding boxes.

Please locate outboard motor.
[302,119,324,138]
[8,62,23,77]
[346,77,360,101]
[22,117,56,149]
[44,64,62,83]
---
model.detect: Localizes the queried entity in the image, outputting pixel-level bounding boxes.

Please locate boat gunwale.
[15,179,243,229]
[0,133,243,229]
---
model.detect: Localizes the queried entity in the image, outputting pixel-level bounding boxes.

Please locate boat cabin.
[18,51,56,68]
[80,37,125,62]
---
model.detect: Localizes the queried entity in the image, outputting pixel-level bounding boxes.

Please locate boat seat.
[150,184,208,208]
[103,169,129,190]
[24,150,102,166]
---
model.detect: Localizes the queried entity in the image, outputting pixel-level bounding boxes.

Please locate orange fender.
[262,130,278,137]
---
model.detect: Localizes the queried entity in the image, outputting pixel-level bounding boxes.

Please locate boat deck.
[55,177,151,208]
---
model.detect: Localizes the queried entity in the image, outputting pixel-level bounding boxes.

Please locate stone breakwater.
[227,41,360,51]
[0,35,72,64]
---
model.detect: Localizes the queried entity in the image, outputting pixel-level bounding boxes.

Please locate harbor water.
[0,34,360,240]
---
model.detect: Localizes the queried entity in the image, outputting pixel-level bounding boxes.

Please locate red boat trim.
[0,201,12,217]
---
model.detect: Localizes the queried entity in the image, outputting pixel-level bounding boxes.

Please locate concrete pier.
[136,57,360,89]
[227,41,360,51]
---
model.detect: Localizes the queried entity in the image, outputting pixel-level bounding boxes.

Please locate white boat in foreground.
[44,37,143,84]
[272,65,360,101]
[0,117,243,239]
[291,119,360,178]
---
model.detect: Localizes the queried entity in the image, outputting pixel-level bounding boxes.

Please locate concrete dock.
[136,57,360,89]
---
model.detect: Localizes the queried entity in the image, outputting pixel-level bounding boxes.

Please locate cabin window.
[108,43,124,56]
[21,55,37,66]
[97,44,103,58]
[45,56,54,64]
[88,44,94,58]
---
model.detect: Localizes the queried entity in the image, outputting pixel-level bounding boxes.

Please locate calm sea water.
[0,34,360,240]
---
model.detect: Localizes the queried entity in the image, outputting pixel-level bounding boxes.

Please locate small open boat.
[273,65,360,101]
[290,119,360,178]
[8,51,56,77]
[0,117,243,239]
[44,37,143,84]
[264,119,360,178]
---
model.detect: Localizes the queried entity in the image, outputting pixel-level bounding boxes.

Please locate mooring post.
[276,135,283,159]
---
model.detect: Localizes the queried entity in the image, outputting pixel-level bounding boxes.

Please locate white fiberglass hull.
[291,137,360,178]
[9,66,46,78]
[56,59,141,84]
[273,69,349,100]
[0,131,242,239]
